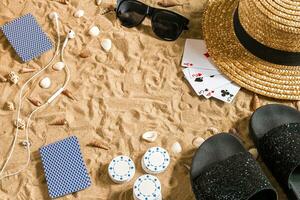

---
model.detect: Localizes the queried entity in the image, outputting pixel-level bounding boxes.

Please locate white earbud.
[67,30,76,39]
[49,12,59,28]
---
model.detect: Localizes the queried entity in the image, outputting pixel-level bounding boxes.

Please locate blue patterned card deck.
[0,13,53,62]
[40,136,91,199]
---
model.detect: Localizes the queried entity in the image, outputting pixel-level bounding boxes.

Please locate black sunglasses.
[116,0,189,41]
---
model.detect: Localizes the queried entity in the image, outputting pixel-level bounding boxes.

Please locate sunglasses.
[116,0,189,41]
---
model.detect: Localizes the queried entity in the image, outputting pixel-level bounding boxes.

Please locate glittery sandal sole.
[250,104,300,200]
[190,133,277,200]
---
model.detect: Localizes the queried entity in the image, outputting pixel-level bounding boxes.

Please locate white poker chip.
[133,174,162,200]
[108,155,135,183]
[142,147,170,174]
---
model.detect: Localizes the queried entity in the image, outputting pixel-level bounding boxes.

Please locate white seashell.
[89,26,100,37]
[14,118,25,130]
[101,39,112,52]
[171,142,182,154]
[96,0,102,5]
[39,77,51,89]
[20,140,31,148]
[249,148,259,160]
[52,62,65,71]
[4,101,15,111]
[8,71,19,84]
[74,9,84,18]
[192,137,205,148]
[142,131,158,142]
[207,127,219,134]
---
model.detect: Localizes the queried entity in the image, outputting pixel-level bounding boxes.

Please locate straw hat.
[203,0,300,100]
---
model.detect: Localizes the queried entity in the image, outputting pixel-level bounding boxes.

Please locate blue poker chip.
[108,155,135,183]
[142,147,170,174]
[133,174,162,200]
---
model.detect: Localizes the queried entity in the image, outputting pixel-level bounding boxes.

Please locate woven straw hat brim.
[203,0,300,100]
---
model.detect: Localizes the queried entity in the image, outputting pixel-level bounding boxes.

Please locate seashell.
[52,62,65,71]
[158,1,189,8]
[39,77,51,89]
[14,118,25,130]
[251,94,260,111]
[101,39,112,52]
[62,89,77,100]
[249,148,259,160]
[20,140,31,148]
[4,101,15,111]
[19,67,36,74]
[99,7,114,15]
[52,0,70,4]
[88,26,100,37]
[207,127,219,134]
[142,131,158,142]
[74,9,84,18]
[0,74,7,82]
[171,142,182,154]
[87,140,110,150]
[27,97,42,107]
[228,128,238,135]
[79,49,91,58]
[49,119,68,126]
[8,71,19,84]
[96,0,102,5]
[192,137,205,148]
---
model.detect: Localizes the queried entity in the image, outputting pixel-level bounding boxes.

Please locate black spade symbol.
[195,77,203,82]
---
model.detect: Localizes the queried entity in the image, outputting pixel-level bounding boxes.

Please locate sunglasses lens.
[152,11,183,41]
[117,1,147,27]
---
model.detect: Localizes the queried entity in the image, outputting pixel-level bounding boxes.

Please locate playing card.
[185,67,221,80]
[194,74,232,97]
[181,39,217,70]
[211,82,241,103]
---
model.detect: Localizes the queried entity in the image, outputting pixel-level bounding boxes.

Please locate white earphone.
[0,11,75,180]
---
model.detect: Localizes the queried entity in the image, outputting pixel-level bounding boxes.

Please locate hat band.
[233,8,300,66]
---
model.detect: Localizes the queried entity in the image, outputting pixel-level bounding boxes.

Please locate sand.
[0,0,295,199]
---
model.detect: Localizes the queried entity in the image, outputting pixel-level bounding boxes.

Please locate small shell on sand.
[14,118,25,130]
[39,77,51,89]
[74,9,84,18]
[207,127,219,134]
[0,74,7,82]
[192,137,205,148]
[89,26,100,37]
[228,128,238,135]
[8,71,19,84]
[49,119,68,126]
[79,49,91,58]
[53,62,65,71]
[171,142,182,154]
[251,94,260,111]
[249,148,259,160]
[4,101,15,111]
[62,89,77,100]
[96,0,102,5]
[53,0,69,4]
[101,39,112,52]
[142,131,158,142]
[19,67,36,74]
[27,97,42,107]
[87,140,110,150]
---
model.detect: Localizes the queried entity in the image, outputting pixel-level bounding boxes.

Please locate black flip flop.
[190,133,277,200]
[250,104,300,200]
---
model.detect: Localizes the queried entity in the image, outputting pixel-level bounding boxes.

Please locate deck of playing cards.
[181,39,240,103]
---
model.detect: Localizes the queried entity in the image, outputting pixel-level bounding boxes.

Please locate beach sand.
[0,0,294,199]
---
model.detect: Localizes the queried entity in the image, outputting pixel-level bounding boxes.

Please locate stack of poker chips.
[107,147,170,200]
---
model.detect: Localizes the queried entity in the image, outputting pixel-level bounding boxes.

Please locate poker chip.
[108,155,135,183]
[133,174,162,200]
[141,147,170,174]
